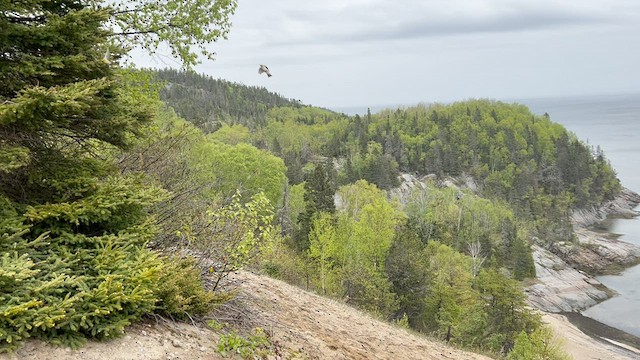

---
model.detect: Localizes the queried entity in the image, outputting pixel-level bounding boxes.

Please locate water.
[516,93,640,338]
[334,93,640,337]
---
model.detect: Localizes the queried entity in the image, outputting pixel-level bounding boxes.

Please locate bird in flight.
[258,64,272,77]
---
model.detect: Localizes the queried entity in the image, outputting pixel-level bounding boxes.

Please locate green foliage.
[395,313,410,329]
[109,0,238,67]
[403,185,534,278]
[191,140,287,206]
[0,147,29,173]
[297,160,336,250]
[0,214,162,350]
[178,192,276,291]
[385,225,430,327]
[278,183,306,239]
[0,0,239,352]
[346,142,400,190]
[154,256,228,320]
[259,235,309,289]
[475,269,540,353]
[329,181,403,316]
[24,175,168,231]
[307,212,336,294]
[154,69,304,131]
[0,2,112,98]
[420,242,477,341]
[511,237,536,280]
[0,1,156,207]
[216,328,273,359]
[509,327,571,360]
[210,124,252,145]
[0,11,169,339]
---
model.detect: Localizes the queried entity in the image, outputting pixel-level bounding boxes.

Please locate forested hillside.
[151,70,624,358]
[157,71,620,246]
[154,69,304,132]
[0,1,613,359]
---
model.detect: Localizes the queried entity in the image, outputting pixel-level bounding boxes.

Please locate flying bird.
[258,64,272,77]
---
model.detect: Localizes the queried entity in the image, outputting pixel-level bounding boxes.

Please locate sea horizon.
[329,91,640,117]
[337,92,640,345]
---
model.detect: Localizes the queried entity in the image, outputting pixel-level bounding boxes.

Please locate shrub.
[154,256,231,319]
[216,328,273,359]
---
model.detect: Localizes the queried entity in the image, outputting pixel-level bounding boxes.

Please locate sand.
[542,313,640,360]
[2,271,639,360]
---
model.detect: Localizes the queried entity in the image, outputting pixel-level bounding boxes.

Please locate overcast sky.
[131,0,640,110]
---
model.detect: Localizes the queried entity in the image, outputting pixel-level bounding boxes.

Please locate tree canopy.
[0,0,244,350]
[110,0,238,67]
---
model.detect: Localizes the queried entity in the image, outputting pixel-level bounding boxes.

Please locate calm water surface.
[336,93,640,337]
[519,93,640,337]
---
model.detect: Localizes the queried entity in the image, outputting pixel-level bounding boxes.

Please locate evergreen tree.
[296,160,336,250]
[0,0,231,350]
[0,1,153,204]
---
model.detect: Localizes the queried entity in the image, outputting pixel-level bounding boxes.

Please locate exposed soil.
[231,271,491,360]
[3,271,639,360]
[1,271,491,360]
[0,320,222,360]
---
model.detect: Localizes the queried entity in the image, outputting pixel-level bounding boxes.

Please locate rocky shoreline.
[526,187,640,313]
[389,175,640,319]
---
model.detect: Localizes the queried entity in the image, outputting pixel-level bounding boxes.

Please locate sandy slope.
[3,271,638,360]
[234,271,490,360]
[1,271,490,360]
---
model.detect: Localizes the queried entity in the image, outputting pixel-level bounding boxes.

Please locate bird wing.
[258,65,272,77]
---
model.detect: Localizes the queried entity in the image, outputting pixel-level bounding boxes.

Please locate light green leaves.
[109,0,238,67]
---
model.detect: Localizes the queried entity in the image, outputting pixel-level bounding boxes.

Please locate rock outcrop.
[554,228,640,274]
[526,246,610,312]
[572,187,640,228]
[527,188,640,312]
[388,173,478,205]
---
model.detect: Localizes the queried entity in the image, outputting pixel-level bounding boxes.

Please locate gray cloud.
[134,0,640,108]
[338,11,605,43]
[265,1,617,47]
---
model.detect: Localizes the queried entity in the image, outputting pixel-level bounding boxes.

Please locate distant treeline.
[154,68,304,132]
[150,69,616,358]
[156,70,619,246]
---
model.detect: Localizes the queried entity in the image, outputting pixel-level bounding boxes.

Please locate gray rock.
[526,246,609,312]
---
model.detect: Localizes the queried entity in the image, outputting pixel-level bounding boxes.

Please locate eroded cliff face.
[526,188,640,312]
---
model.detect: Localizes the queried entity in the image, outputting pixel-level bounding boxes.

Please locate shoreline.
[542,312,640,360]
[560,189,640,358]
[562,312,640,353]
[532,188,640,358]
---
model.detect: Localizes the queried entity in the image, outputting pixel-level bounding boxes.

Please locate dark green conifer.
[0,0,165,350]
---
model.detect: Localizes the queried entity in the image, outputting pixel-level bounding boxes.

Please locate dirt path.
[0,320,222,360]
